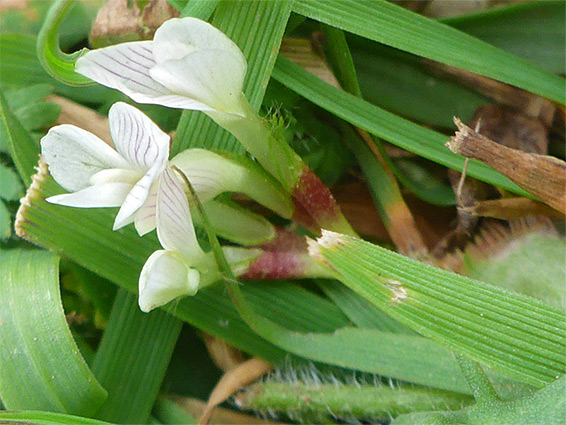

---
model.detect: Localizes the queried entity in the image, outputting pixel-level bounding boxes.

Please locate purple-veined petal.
[46,183,132,208]
[156,167,204,260]
[149,49,246,115]
[134,180,159,236]
[41,124,129,192]
[153,17,247,65]
[108,102,170,170]
[75,42,210,110]
[138,249,200,313]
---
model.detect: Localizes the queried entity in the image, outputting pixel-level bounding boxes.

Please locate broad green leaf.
[14,102,62,133]
[4,84,53,111]
[0,164,24,201]
[36,0,92,86]
[291,0,565,103]
[152,398,197,425]
[0,89,39,185]
[0,249,106,415]
[0,410,113,425]
[92,290,182,424]
[272,56,528,196]
[308,231,566,387]
[172,0,292,155]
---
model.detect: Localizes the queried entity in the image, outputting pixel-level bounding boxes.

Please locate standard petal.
[171,149,293,218]
[75,42,209,110]
[152,17,247,65]
[134,180,159,236]
[156,167,205,261]
[46,183,132,208]
[41,124,129,192]
[108,102,170,170]
[138,249,200,313]
[149,49,246,115]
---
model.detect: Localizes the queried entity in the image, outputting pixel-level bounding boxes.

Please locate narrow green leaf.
[292,0,565,103]
[0,410,113,425]
[272,56,528,196]
[0,200,11,241]
[0,249,106,415]
[444,1,565,74]
[92,289,182,424]
[36,0,92,86]
[13,171,500,394]
[152,398,197,425]
[180,0,219,20]
[172,0,292,155]
[0,89,39,185]
[309,231,566,387]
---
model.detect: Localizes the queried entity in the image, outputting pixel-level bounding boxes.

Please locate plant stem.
[237,381,472,421]
[208,98,357,236]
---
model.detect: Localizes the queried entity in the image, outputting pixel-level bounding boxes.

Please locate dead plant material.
[447,118,566,213]
[461,197,565,221]
[203,333,245,373]
[280,37,341,88]
[199,358,273,425]
[171,396,284,425]
[89,0,179,47]
[356,129,429,258]
[47,95,112,145]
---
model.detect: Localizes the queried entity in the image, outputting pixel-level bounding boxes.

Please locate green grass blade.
[272,56,528,196]
[309,231,566,388]
[0,250,107,415]
[13,172,503,395]
[180,0,219,20]
[172,0,292,155]
[0,90,39,185]
[0,411,113,425]
[91,289,182,424]
[292,0,565,103]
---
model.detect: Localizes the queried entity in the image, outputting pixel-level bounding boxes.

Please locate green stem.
[239,381,472,421]
[37,0,91,86]
[208,97,357,236]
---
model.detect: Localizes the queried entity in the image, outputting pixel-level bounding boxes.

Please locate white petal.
[41,125,129,192]
[156,167,204,260]
[149,49,246,115]
[138,249,200,313]
[75,42,208,110]
[153,17,246,64]
[108,102,170,170]
[113,164,164,230]
[134,180,159,236]
[46,183,132,208]
[90,168,142,186]
[171,149,293,218]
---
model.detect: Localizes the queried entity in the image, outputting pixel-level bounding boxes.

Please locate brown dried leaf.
[199,358,273,425]
[447,117,566,213]
[203,333,245,372]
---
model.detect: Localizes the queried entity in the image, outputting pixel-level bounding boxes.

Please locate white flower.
[138,167,209,313]
[42,101,170,234]
[75,17,247,116]
[42,102,293,239]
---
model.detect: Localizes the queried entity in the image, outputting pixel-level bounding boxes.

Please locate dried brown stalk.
[447,118,566,213]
